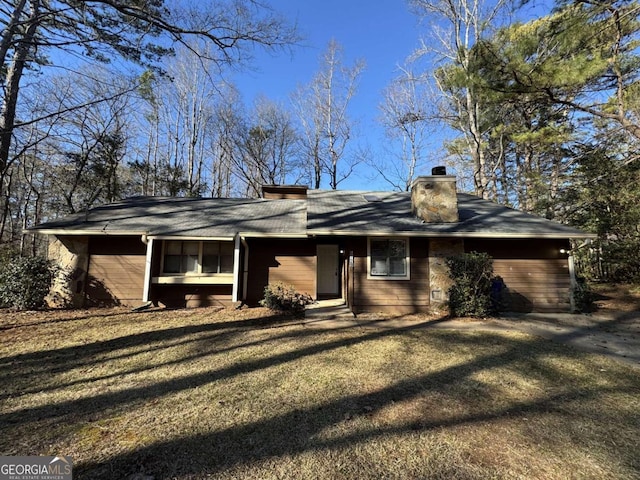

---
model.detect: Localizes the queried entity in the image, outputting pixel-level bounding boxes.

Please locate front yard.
[1,305,639,479]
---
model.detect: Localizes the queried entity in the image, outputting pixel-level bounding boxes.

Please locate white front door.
[317,244,340,297]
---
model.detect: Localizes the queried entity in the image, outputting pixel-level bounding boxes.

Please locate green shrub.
[0,256,58,310]
[260,282,313,315]
[572,277,594,313]
[446,252,496,317]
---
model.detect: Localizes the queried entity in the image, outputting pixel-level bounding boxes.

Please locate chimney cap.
[410,175,457,190]
[431,166,447,175]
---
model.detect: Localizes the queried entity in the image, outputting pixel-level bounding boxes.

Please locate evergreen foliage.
[0,256,58,310]
[446,252,497,317]
[562,136,640,282]
[572,277,595,313]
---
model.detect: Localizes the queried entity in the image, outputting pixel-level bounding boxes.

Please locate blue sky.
[228,0,557,191]
[231,0,428,190]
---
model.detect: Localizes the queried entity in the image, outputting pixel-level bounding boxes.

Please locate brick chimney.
[411,167,458,223]
[261,185,308,199]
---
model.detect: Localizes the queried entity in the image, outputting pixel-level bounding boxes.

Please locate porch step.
[305,300,355,320]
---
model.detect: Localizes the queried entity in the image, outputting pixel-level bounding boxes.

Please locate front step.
[305,301,355,320]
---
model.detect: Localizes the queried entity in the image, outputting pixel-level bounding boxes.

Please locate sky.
[230,0,431,190]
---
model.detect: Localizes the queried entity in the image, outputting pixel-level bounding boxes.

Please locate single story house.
[31,173,595,313]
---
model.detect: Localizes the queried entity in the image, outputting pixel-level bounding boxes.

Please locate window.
[162,241,233,275]
[368,238,410,279]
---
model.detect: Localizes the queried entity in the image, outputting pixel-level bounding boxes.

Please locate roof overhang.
[30,228,596,241]
[307,230,597,239]
[148,235,235,241]
[239,232,308,238]
[29,229,148,236]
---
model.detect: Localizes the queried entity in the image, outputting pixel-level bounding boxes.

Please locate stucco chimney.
[411,168,458,223]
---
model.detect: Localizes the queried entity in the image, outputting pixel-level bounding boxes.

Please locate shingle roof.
[306,190,593,238]
[32,196,307,237]
[31,190,594,239]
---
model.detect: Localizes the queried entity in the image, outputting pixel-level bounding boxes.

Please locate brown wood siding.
[245,239,316,305]
[87,254,145,306]
[86,236,147,307]
[493,259,570,312]
[347,237,430,314]
[153,284,233,309]
[465,239,571,312]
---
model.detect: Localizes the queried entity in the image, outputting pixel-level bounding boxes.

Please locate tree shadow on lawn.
[0,307,164,331]
[0,309,304,392]
[0,308,368,401]
[71,328,639,479]
[1,311,638,479]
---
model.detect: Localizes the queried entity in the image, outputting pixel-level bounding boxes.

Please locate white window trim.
[157,240,234,278]
[367,237,411,281]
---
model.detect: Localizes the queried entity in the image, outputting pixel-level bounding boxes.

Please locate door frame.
[316,244,341,299]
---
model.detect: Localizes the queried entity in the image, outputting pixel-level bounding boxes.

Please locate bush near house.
[260,282,314,315]
[446,252,499,317]
[0,256,58,310]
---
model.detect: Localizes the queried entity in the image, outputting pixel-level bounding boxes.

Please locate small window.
[368,238,410,280]
[162,240,234,275]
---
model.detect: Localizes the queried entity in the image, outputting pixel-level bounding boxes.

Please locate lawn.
[1,306,639,479]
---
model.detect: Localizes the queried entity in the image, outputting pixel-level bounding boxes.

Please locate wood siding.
[86,236,146,307]
[465,239,571,312]
[87,254,145,306]
[245,238,316,305]
[346,237,430,314]
[153,284,233,308]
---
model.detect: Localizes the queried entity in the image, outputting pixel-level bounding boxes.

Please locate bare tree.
[0,0,297,246]
[209,86,243,198]
[42,70,134,213]
[377,65,434,191]
[159,42,221,196]
[293,40,365,189]
[233,97,301,197]
[410,0,511,198]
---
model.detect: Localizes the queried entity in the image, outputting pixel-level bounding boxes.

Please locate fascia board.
[306,230,597,239]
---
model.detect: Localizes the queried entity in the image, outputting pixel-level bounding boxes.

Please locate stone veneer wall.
[46,235,89,308]
[428,238,464,312]
[411,176,459,223]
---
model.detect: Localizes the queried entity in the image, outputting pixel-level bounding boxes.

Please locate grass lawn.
[1,306,639,479]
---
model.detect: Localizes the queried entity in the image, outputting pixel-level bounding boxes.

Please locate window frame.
[160,240,234,276]
[366,237,411,280]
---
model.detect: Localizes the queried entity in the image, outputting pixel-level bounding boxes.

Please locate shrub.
[446,252,496,318]
[260,282,313,315]
[0,256,58,310]
[572,277,594,313]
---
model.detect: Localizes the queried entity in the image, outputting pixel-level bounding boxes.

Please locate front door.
[317,244,340,298]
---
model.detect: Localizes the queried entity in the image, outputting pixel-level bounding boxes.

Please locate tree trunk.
[0,0,40,184]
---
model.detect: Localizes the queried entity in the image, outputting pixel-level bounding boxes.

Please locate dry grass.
[0,306,639,480]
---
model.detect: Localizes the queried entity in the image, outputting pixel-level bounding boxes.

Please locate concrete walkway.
[304,301,640,367]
